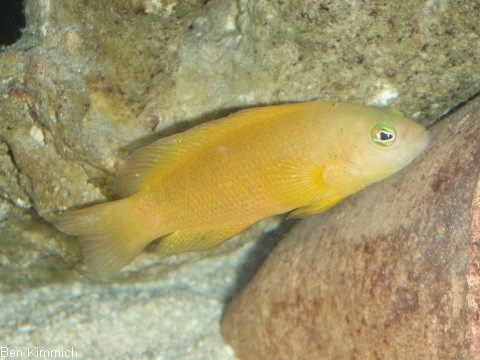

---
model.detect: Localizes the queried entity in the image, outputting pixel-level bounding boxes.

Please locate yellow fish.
[58,101,430,277]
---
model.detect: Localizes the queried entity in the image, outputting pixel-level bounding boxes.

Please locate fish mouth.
[398,122,431,161]
[419,129,431,153]
[407,127,431,162]
[358,126,431,184]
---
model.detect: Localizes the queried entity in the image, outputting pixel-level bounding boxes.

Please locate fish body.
[58,101,430,277]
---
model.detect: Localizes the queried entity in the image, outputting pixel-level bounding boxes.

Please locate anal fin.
[287,195,346,219]
[156,222,252,258]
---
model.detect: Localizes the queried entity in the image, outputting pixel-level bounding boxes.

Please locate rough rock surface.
[0,0,479,286]
[221,97,480,359]
[0,239,258,359]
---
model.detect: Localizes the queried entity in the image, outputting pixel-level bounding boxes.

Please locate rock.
[221,97,480,358]
[1,0,479,285]
[0,242,256,360]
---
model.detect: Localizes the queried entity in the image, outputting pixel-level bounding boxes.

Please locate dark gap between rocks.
[0,0,26,46]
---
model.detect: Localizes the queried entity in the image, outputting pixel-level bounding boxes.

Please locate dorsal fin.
[114,103,301,197]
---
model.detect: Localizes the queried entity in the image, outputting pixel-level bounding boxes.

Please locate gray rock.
[0,242,258,359]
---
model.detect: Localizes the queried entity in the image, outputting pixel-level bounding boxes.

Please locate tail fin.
[57,198,155,278]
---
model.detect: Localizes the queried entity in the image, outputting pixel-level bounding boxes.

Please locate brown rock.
[221,97,480,359]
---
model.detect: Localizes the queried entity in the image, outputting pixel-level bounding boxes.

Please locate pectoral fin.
[287,195,346,219]
[156,222,252,258]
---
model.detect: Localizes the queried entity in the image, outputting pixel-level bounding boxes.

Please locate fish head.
[322,105,430,192]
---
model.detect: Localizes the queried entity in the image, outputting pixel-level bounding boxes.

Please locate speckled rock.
[221,97,480,359]
[0,0,479,287]
[0,238,259,360]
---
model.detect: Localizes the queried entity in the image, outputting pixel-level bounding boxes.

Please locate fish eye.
[370,126,396,146]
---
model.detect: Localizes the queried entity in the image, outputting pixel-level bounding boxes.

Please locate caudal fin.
[57,198,155,278]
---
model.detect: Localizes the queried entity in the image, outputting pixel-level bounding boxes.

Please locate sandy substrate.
[0,243,259,359]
